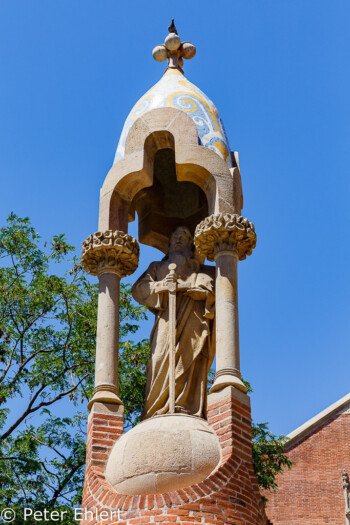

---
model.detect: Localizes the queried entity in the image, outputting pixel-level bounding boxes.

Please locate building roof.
[286,392,350,449]
[114,68,232,168]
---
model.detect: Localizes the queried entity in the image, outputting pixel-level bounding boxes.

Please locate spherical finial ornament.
[152,21,196,71]
[164,32,181,52]
[180,42,196,60]
[152,45,168,62]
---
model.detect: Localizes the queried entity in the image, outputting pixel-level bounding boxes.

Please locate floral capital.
[194,213,257,262]
[81,230,139,277]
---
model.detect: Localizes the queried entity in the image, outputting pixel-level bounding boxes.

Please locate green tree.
[242,382,294,503]
[252,422,293,495]
[0,213,148,523]
[0,214,292,521]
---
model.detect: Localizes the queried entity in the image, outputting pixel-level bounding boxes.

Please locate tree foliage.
[252,422,293,493]
[0,214,292,520]
[243,380,294,503]
[0,213,148,522]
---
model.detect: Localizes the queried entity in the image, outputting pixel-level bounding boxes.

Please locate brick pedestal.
[81,387,268,525]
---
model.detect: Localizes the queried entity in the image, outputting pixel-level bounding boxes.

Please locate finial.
[152,20,196,71]
[168,19,178,35]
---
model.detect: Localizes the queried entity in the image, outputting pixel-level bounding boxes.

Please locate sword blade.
[167,263,177,414]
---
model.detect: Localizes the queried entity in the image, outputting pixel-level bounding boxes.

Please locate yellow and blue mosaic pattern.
[114,69,232,167]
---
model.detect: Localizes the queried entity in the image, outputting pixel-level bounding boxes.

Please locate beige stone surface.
[88,270,122,409]
[151,24,196,70]
[131,227,215,420]
[208,384,251,409]
[81,230,139,278]
[130,147,209,254]
[81,230,139,410]
[105,414,221,495]
[97,107,235,252]
[96,272,119,382]
[88,401,124,422]
[215,253,241,372]
[194,214,256,394]
[194,213,256,263]
[230,165,243,214]
[152,45,168,62]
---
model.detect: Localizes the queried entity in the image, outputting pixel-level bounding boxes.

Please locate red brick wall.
[81,388,268,525]
[265,408,350,524]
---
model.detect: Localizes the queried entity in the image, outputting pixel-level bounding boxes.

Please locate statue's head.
[168,226,193,256]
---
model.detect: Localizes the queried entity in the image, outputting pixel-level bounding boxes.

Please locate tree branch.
[1,372,89,440]
[48,460,84,507]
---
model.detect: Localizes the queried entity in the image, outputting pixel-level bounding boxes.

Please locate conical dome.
[114,68,232,167]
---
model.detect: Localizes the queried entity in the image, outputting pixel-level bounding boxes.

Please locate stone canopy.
[99,104,243,254]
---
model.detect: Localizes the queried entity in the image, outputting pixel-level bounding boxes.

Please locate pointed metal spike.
[168,19,178,35]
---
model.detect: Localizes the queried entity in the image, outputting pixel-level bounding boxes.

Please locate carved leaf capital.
[194,213,257,262]
[81,230,139,277]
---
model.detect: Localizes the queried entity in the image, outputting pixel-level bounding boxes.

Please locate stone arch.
[98,107,237,251]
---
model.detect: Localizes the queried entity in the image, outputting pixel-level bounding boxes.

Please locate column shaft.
[88,270,122,409]
[210,250,247,393]
[216,252,239,370]
[95,270,120,389]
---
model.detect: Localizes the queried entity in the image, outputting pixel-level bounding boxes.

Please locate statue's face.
[169,227,192,253]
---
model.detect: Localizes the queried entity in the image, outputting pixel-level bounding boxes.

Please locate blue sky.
[1,0,349,436]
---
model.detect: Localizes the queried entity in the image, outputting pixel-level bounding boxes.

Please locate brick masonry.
[265,404,350,524]
[81,386,268,524]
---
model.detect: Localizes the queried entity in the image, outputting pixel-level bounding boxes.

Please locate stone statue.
[132,226,215,420]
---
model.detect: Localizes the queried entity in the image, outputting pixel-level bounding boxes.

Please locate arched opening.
[130,147,208,253]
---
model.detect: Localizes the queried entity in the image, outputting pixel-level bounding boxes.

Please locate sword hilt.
[167,263,177,292]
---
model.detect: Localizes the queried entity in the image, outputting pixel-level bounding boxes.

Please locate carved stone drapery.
[194,214,256,394]
[194,213,256,262]
[343,470,350,524]
[82,230,139,277]
[81,230,139,409]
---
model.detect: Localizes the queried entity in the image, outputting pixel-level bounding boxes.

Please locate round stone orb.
[164,32,181,52]
[152,45,168,62]
[181,42,196,60]
[105,414,221,495]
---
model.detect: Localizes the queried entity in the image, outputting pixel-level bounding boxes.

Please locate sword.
[167,263,177,414]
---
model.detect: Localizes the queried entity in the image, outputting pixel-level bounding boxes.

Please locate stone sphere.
[164,32,181,52]
[152,45,168,62]
[181,42,196,60]
[105,414,221,495]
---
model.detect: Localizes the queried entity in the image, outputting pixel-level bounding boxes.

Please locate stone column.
[81,230,139,409]
[195,214,256,394]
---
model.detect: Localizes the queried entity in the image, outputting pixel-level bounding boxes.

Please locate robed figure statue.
[132,226,215,420]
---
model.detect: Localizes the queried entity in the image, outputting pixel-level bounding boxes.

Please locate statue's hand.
[163,273,177,286]
[155,273,177,294]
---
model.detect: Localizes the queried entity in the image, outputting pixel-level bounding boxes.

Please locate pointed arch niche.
[98,107,240,252]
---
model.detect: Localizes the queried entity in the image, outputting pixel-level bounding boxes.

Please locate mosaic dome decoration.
[114,68,232,168]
